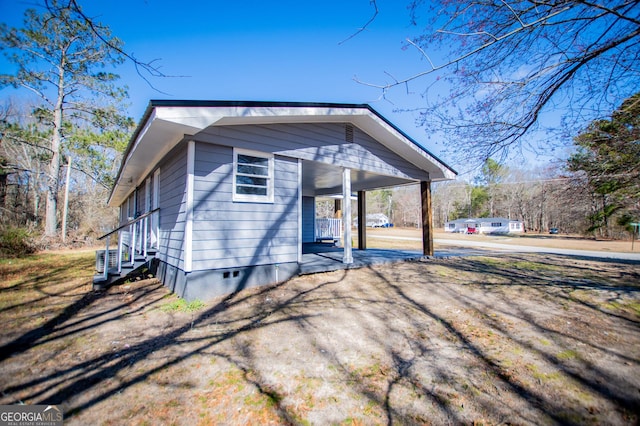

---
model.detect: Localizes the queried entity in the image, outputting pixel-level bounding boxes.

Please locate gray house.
[99,101,456,300]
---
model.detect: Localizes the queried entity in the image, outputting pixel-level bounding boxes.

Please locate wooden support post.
[334,199,342,219]
[421,181,434,256]
[357,190,366,250]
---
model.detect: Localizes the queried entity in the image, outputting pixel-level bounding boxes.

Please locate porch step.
[93,252,157,290]
[93,274,108,283]
[121,256,148,270]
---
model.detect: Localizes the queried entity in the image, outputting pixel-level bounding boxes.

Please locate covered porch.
[300,158,435,267]
[300,242,423,275]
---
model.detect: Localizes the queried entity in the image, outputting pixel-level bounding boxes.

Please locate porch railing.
[96,208,159,281]
[315,218,342,242]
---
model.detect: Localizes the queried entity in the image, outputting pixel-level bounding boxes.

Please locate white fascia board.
[110,104,455,207]
[211,105,455,181]
[109,108,219,207]
[210,106,368,126]
[210,106,455,180]
[108,109,157,206]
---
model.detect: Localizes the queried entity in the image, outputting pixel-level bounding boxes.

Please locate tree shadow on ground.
[1,253,638,425]
[360,256,640,424]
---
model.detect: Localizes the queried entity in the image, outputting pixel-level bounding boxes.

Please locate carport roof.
[108,100,457,206]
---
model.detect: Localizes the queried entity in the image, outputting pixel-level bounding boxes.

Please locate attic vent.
[345,124,354,143]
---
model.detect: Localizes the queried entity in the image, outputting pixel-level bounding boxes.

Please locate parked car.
[549,228,559,234]
[466,227,477,234]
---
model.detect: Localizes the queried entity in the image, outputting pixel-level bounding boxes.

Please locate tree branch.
[45,0,181,94]
[356,4,571,90]
[339,0,379,45]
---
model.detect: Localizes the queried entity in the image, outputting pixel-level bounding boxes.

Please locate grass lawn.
[1,249,639,425]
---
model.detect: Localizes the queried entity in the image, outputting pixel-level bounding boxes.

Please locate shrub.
[0,227,36,258]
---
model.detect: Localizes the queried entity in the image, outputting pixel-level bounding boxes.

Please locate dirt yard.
[367,228,640,254]
[1,248,639,425]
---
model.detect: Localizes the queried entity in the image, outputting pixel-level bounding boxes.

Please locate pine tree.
[1,0,130,236]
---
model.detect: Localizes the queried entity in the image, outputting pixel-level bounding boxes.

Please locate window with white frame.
[233,148,274,202]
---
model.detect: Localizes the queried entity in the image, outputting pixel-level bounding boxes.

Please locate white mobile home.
[98,101,456,300]
[445,218,524,234]
[366,213,391,227]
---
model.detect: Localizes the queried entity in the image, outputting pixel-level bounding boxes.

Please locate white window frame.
[232,148,274,203]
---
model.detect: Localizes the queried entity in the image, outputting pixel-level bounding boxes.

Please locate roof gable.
[109,100,457,206]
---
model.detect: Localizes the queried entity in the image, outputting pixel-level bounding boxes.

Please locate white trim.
[153,169,160,209]
[184,141,195,272]
[151,168,160,249]
[110,104,457,207]
[143,177,150,257]
[342,168,353,264]
[297,159,302,263]
[109,109,157,206]
[232,147,274,203]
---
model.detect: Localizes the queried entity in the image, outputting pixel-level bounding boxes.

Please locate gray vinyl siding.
[301,196,315,243]
[157,143,188,270]
[191,142,299,270]
[120,202,128,224]
[198,122,430,181]
[127,193,135,220]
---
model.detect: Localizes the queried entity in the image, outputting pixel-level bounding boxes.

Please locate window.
[491,222,502,227]
[233,149,274,202]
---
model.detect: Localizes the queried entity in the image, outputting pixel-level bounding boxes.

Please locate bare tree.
[359,1,640,163]
[393,185,422,227]
[43,0,172,89]
[0,102,51,228]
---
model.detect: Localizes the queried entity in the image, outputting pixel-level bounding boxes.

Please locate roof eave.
[108,101,457,207]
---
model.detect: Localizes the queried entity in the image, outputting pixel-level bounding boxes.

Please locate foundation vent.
[345,124,354,143]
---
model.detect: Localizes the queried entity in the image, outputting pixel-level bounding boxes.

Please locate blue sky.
[1,1,453,155]
[2,0,569,173]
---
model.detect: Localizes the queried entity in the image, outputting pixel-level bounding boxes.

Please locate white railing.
[96,208,159,281]
[315,218,342,241]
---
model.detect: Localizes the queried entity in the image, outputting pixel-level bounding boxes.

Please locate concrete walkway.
[300,244,423,275]
[297,235,640,277]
